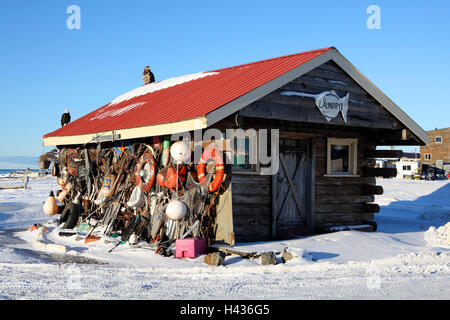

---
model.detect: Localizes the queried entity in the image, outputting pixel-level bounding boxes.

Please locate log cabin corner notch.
[43,47,428,245]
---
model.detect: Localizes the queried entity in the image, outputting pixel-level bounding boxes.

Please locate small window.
[231,136,259,174]
[435,136,442,144]
[425,153,432,160]
[326,138,358,176]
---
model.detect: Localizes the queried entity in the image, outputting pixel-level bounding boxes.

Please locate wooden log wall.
[231,174,273,242]
[212,60,408,238]
[239,61,403,131]
[313,136,383,230]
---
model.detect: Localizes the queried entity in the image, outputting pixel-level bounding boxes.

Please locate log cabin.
[43,47,428,246]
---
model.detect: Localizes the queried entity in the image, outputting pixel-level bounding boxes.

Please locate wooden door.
[272,140,312,237]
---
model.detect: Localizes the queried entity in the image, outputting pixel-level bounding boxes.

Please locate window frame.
[435,136,442,144]
[231,135,261,175]
[325,138,359,177]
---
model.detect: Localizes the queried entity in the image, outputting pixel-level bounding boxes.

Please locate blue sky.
[0,0,449,165]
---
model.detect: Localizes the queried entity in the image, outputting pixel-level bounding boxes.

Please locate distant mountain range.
[0,156,39,169]
[0,156,38,164]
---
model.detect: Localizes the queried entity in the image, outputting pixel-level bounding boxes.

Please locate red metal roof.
[44,47,333,139]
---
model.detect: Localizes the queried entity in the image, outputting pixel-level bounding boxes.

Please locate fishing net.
[162,171,211,240]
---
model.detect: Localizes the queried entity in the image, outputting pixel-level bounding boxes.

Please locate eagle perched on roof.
[61,109,71,127]
[142,66,155,85]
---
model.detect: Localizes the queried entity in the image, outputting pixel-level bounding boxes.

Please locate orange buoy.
[157,165,186,190]
[197,146,224,192]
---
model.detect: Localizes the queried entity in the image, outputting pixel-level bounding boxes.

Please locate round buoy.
[170,141,191,164]
[197,146,224,192]
[134,152,156,192]
[43,191,58,216]
[165,199,187,221]
[129,232,138,245]
[157,165,186,190]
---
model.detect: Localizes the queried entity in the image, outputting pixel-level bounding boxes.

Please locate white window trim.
[425,153,432,160]
[325,138,359,177]
[435,136,442,144]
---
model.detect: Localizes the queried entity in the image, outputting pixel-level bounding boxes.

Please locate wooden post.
[214,166,235,246]
[271,172,277,237]
[308,139,316,234]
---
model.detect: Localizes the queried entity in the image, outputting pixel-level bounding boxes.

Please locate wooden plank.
[362,185,384,195]
[307,140,315,233]
[232,193,271,205]
[231,204,272,217]
[215,172,235,246]
[363,167,397,178]
[230,182,271,196]
[280,131,326,140]
[232,174,271,186]
[0,185,24,190]
[240,101,402,130]
[316,60,347,74]
[279,154,306,221]
[315,204,378,214]
[233,215,271,226]
[262,88,387,114]
[213,247,258,259]
[315,176,376,186]
[277,153,300,222]
[364,203,380,213]
[315,195,375,205]
[233,224,271,237]
[315,212,375,225]
[280,81,382,107]
[316,185,364,196]
[306,67,357,85]
[290,76,374,100]
[272,172,277,237]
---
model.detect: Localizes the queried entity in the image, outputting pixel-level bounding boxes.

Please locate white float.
[170,141,191,164]
[165,199,187,221]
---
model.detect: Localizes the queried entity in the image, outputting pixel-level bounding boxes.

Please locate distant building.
[376,152,420,179]
[420,128,450,173]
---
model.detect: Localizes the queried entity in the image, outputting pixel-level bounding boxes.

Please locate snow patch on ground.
[425,223,450,248]
[0,177,449,299]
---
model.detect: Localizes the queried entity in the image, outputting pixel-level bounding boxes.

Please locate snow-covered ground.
[0,176,448,299]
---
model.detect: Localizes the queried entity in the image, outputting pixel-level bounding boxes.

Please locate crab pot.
[38,160,51,170]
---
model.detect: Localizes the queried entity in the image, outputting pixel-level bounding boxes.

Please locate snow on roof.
[43,47,428,147]
[90,102,147,121]
[108,71,219,106]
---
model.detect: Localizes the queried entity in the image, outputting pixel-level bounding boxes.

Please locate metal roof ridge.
[208,47,334,73]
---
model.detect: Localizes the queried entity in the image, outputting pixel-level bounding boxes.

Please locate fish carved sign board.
[281,90,349,123]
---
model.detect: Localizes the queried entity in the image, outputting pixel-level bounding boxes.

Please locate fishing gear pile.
[44,136,227,256]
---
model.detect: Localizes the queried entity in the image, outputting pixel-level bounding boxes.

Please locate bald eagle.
[61,109,71,126]
[142,66,155,85]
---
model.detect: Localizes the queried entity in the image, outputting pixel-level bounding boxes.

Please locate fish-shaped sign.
[281,90,349,123]
[315,90,349,123]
